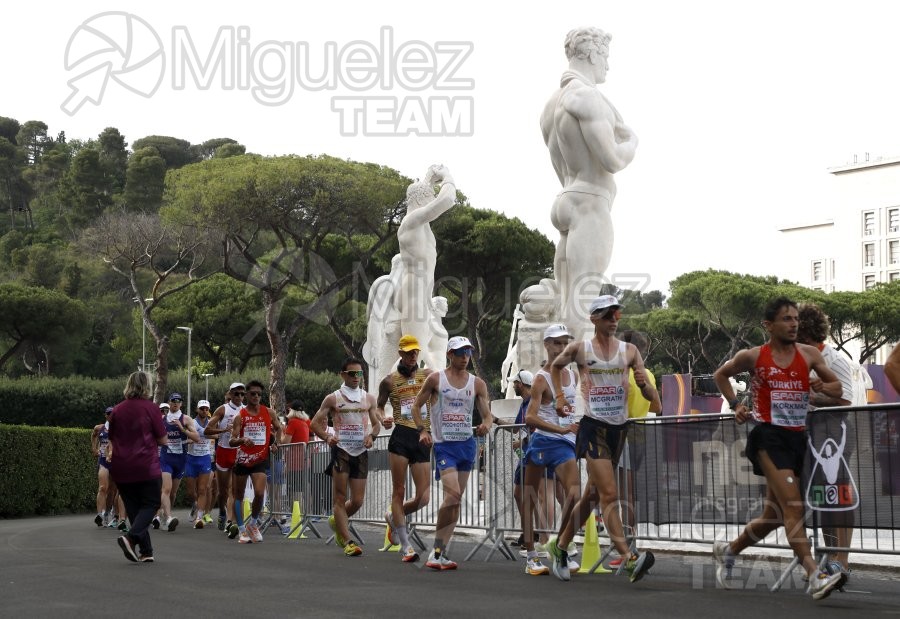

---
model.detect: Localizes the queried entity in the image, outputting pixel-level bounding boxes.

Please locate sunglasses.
[343,370,364,378]
[593,308,622,321]
[169,399,182,403]
[451,348,473,357]
[246,391,262,396]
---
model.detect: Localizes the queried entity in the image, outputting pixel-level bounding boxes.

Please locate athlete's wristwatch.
[416,425,425,433]
[728,397,740,410]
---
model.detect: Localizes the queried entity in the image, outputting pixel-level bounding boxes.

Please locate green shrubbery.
[0,424,96,517]
[0,367,343,518]
[0,367,342,428]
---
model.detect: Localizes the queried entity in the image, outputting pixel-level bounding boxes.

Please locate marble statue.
[363,165,456,393]
[527,26,638,336]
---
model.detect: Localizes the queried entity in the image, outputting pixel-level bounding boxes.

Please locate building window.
[864,274,876,289]
[812,260,822,281]
[889,271,900,282]
[890,208,900,233]
[891,240,900,265]
[864,211,876,236]
[864,243,875,267]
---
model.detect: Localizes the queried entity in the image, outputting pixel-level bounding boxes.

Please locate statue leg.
[562,197,613,336]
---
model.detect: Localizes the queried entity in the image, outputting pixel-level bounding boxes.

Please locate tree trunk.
[263,290,288,416]
[151,334,170,404]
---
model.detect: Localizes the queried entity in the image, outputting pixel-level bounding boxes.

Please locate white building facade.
[779,155,900,363]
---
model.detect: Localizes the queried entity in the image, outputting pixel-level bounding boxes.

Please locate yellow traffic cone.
[288,500,307,539]
[242,498,251,521]
[578,512,611,574]
[379,506,401,552]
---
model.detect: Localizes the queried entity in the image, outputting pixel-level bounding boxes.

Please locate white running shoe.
[809,571,846,600]
[525,557,550,575]
[712,541,734,589]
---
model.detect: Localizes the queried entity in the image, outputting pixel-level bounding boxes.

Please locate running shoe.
[217,516,226,531]
[94,514,104,527]
[712,541,734,589]
[227,523,240,540]
[328,515,347,548]
[344,541,363,557]
[384,510,397,545]
[547,537,570,582]
[248,523,264,543]
[193,518,204,529]
[139,555,154,563]
[525,557,550,576]
[224,520,234,535]
[190,503,198,520]
[567,557,581,572]
[566,541,578,557]
[238,530,252,544]
[107,519,118,529]
[204,514,214,525]
[165,517,179,532]
[425,551,457,570]
[117,520,128,532]
[117,535,138,563]
[608,555,623,568]
[825,560,849,589]
[511,533,524,547]
[151,516,160,530]
[809,571,847,600]
[625,551,655,583]
[402,547,419,563]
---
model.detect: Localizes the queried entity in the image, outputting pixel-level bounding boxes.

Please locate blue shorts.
[434,438,477,479]
[185,454,213,478]
[98,457,110,470]
[525,434,575,471]
[160,451,187,479]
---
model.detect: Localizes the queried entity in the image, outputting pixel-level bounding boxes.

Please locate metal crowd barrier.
[263,405,900,573]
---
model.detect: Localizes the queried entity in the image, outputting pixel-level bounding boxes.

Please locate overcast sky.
[6,0,900,296]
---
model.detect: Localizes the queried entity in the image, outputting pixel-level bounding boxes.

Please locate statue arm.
[401,181,456,228]
[567,89,638,173]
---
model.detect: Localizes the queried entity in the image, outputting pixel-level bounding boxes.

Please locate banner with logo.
[628,408,900,529]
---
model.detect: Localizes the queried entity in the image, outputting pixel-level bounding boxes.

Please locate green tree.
[132,135,198,169]
[97,127,128,195]
[79,210,216,401]
[0,283,88,374]
[15,120,49,165]
[124,147,167,211]
[164,154,409,412]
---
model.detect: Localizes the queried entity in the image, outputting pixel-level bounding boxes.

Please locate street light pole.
[202,373,214,401]
[177,326,192,410]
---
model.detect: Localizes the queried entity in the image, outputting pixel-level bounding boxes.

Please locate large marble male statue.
[363,165,456,392]
[526,27,638,336]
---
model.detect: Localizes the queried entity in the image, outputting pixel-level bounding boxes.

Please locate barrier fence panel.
[271,405,900,566]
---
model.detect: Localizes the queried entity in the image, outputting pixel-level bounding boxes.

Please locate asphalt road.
[1,514,897,618]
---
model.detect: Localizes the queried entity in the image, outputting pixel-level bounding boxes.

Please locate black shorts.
[387,425,432,464]
[575,416,626,465]
[327,447,369,479]
[233,461,267,477]
[745,423,806,476]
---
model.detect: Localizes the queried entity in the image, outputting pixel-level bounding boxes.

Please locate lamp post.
[202,373,214,401]
[134,297,153,373]
[176,326,192,410]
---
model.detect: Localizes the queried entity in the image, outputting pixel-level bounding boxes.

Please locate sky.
[5,0,900,297]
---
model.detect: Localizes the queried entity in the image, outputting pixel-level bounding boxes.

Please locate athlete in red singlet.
[713,297,847,600]
[228,380,282,544]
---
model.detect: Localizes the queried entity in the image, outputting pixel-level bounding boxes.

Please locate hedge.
[0,424,96,517]
[0,368,343,428]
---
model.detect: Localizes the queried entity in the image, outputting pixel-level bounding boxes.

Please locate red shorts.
[215,445,237,471]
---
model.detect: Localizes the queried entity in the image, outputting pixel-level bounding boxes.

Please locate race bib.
[770,390,809,427]
[244,424,267,446]
[400,397,427,421]
[441,399,472,441]
[339,423,365,451]
[588,385,625,420]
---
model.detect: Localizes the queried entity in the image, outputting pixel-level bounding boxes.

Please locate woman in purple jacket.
[108,371,167,563]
